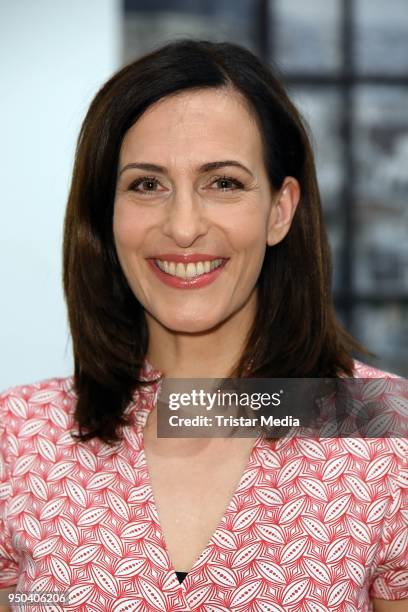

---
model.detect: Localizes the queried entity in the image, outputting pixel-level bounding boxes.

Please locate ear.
[266,176,301,246]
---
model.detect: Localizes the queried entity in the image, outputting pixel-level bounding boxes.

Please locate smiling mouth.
[154,258,224,280]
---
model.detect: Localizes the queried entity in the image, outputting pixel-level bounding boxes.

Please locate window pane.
[123,1,256,62]
[353,86,408,293]
[353,305,408,378]
[125,0,252,15]
[290,87,344,290]
[273,0,341,73]
[355,0,408,74]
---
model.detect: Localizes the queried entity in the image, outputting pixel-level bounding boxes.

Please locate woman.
[0,40,406,611]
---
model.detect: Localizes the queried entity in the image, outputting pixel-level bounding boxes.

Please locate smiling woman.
[0,39,407,611]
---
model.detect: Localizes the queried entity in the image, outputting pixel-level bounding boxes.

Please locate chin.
[156,310,226,334]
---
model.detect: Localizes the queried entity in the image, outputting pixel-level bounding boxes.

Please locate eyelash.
[128,175,245,194]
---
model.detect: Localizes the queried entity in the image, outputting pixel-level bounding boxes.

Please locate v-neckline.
[132,361,286,589]
[140,430,264,588]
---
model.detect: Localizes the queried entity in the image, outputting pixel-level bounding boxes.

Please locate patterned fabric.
[0,360,407,611]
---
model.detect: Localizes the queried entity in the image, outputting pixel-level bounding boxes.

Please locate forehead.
[119,88,264,167]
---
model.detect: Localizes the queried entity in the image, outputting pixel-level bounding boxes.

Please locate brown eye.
[218,178,233,189]
[211,176,244,191]
[129,177,161,193]
[141,179,157,191]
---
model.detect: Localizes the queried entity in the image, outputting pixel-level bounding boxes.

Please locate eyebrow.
[118,160,254,178]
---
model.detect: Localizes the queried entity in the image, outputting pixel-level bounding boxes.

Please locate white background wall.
[0,0,121,389]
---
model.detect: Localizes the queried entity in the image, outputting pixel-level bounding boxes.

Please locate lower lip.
[147,259,228,289]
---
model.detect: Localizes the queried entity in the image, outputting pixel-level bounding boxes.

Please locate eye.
[210,175,244,191]
[128,176,164,194]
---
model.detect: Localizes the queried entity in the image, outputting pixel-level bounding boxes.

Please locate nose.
[161,187,208,247]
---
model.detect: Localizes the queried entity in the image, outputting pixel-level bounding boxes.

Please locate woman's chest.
[4,435,396,611]
[141,435,258,572]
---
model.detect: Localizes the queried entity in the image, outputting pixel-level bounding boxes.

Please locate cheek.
[222,209,269,255]
[232,212,270,290]
[112,208,146,291]
[113,203,146,255]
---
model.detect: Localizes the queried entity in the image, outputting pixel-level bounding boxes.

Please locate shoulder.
[0,376,77,455]
[0,375,75,412]
[351,359,402,379]
[351,357,407,448]
[342,362,408,490]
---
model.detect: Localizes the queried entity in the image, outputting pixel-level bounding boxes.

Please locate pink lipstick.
[147,254,228,289]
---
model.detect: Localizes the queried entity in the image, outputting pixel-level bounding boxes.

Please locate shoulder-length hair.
[63,39,367,444]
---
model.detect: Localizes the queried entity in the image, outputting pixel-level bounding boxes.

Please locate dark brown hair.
[63,39,367,444]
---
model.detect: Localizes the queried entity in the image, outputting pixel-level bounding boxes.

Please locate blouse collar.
[138,358,164,382]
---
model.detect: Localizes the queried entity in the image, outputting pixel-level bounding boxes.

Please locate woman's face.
[114,87,299,334]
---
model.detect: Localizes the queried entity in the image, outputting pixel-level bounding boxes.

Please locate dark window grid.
[281,75,408,86]
[265,0,408,331]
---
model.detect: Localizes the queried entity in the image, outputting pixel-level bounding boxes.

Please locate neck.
[145,293,256,378]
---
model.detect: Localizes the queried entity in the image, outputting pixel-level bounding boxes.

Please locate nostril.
[162,218,208,247]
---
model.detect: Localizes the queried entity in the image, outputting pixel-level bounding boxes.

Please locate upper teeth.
[155,259,223,279]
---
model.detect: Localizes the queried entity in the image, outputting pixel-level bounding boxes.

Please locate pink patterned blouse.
[0,360,407,611]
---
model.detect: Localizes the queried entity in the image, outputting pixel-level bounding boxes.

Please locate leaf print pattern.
[0,360,407,611]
